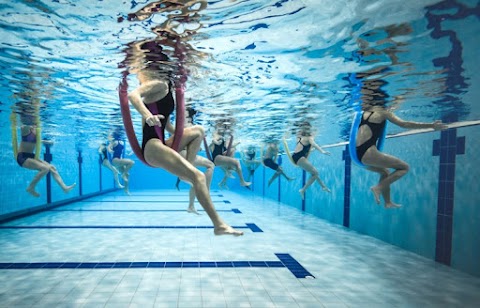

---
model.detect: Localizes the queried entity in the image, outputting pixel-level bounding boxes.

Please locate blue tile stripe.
[93,194,225,197]
[432,129,465,266]
[49,209,242,213]
[80,200,231,203]
[245,223,263,232]
[0,223,263,232]
[342,146,351,228]
[275,253,315,278]
[0,253,313,278]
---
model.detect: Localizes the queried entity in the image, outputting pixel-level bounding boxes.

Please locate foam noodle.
[118,75,151,166]
[203,137,212,161]
[10,112,18,159]
[172,83,185,151]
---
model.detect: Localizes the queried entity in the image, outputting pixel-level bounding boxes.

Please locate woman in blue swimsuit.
[109,132,135,195]
[356,105,446,208]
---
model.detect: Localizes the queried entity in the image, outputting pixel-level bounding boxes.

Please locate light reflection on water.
[0,0,478,151]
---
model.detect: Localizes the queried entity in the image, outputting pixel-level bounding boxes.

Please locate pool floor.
[0,189,479,307]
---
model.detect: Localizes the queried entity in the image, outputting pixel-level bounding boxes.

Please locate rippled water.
[0,0,478,151]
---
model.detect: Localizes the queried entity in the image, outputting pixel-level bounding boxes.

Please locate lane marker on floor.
[48,209,242,214]
[0,253,313,278]
[79,200,231,203]
[0,223,261,232]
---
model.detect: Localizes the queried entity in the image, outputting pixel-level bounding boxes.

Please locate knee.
[207,161,214,170]
[192,169,206,185]
[398,162,409,173]
[38,165,50,174]
[310,169,319,178]
[192,125,205,139]
[40,164,54,174]
[379,169,390,178]
[234,160,241,169]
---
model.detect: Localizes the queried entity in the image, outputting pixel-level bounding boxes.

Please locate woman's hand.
[432,120,447,131]
[145,114,165,127]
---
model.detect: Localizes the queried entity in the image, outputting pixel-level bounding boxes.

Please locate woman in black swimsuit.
[126,35,243,236]
[14,120,76,197]
[209,127,251,189]
[284,122,331,200]
[356,105,446,208]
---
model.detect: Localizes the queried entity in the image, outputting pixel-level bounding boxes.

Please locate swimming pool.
[1,0,479,306]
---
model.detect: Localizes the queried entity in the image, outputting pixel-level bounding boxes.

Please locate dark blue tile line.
[275,253,315,278]
[342,146,351,228]
[0,223,262,232]
[0,253,312,278]
[80,200,229,203]
[49,209,240,213]
[245,223,263,232]
[432,129,465,266]
[98,194,225,197]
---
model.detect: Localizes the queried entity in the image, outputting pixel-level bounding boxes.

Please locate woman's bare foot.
[187,206,201,215]
[322,185,331,193]
[26,187,40,197]
[241,181,251,187]
[299,189,305,200]
[370,186,381,205]
[63,183,76,194]
[385,202,402,209]
[214,224,244,236]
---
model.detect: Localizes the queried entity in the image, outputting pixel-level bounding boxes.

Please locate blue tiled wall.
[0,134,115,220]
[451,126,479,276]
[252,127,480,277]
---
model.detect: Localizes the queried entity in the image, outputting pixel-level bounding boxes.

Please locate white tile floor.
[0,189,479,307]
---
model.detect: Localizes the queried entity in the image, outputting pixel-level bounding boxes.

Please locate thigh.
[194,155,213,168]
[362,147,407,170]
[22,158,49,171]
[112,158,131,168]
[296,158,317,174]
[213,155,236,168]
[166,125,202,151]
[144,139,200,181]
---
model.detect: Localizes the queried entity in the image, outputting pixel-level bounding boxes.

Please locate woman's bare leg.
[214,155,251,187]
[112,158,134,194]
[268,167,294,187]
[103,160,124,188]
[49,164,77,193]
[366,166,400,208]
[144,139,243,236]
[268,170,281,187]
[362,148,408,208]
[22,159,51,197]
[169,126,211,214]
[22,159,76,197]
[296,158,330,199]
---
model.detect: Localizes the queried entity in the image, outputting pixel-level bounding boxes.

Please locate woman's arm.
[386,112,446,130]
[128,88,152,119]
[311,138,331,155]
[128,86,165,127]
